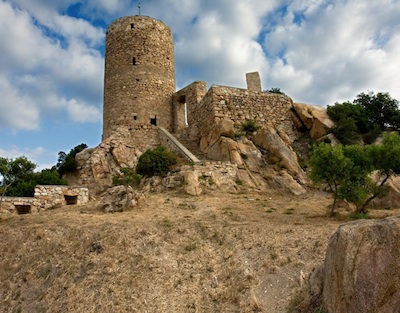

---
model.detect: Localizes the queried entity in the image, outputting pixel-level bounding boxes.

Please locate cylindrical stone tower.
[102,16,176,140]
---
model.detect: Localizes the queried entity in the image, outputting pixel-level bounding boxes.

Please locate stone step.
[172,136,208,161]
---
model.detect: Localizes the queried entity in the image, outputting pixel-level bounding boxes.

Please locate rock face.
[292,103,335,139]
[76,128,157,194]
[315,216,400,313]
[371,175,400,209]
[199,118,307,194]
[101,185,145,213]
[251,126,308,185]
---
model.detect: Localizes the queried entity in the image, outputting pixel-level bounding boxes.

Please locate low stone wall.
[0,185,89,215]
[34,185,89,210]
[1,197,39,214]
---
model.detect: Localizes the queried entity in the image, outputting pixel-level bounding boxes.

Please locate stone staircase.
[172,136,209,161]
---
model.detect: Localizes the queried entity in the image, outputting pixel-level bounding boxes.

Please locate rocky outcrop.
[199,118,307,194]
[251,126,308,185]
[101,185,145,213]
[305,216,400,313]
[76,128,151,194]
[292,103,335,139]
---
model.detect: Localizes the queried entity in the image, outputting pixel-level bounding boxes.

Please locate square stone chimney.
[246,72,262,91]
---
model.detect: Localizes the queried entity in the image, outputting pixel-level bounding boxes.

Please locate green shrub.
[113,167,142,186]
[241,120,260,134]
[136,146,177,177]
[267,87,285,95]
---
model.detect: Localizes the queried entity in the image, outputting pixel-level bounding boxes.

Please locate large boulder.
[371,175,400,209]
[251,126,307,184]
[183,170,203,196]
[200,118,235,152]
[101,185,144,213]
[318,216,400,313]
[292,103,335,139]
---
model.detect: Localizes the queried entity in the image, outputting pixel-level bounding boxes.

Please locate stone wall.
[185,84,296,143]
[0,185,89,215]
[103,15,176,140]
[173,81,207,133]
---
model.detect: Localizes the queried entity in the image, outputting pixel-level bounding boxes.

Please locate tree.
[0,157,36,208]
[56,143,88,177]
[309,133,400,215]
[309,143,354,216]
[327,92,400,144]
[354,92,400,131]
[33,169,68,186]
[356,132,400,213]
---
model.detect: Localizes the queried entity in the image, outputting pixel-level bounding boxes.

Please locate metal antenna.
[138,2,141,15]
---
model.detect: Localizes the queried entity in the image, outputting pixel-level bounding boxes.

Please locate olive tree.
[309,143,354,216]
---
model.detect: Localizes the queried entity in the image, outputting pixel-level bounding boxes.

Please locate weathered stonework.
[176,84,295,143]
[103,16,175,140]
[246,72,262,91]
[1,186,89,215]
[76,15,326,195]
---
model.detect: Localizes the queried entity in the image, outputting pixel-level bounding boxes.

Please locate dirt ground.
[1,187,399,313]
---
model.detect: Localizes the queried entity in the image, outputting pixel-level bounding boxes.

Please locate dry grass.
[1,188,399,313]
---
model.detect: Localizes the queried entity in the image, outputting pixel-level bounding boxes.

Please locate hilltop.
[1,188,399,313]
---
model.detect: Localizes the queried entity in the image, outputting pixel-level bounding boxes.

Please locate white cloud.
[66,99,101,123]
[0,75,40,130]
[0,146,49,169]
[263,0,400,105]
[0,1,103,131]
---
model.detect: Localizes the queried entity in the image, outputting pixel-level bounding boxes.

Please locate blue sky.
[1,0,400,170]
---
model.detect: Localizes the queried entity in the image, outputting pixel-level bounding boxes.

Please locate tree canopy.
[0,156,68,203]
[56,143,88,176]
[327,92,400,144]
[309,132,400,216]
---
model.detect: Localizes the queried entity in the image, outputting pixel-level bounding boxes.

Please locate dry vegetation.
[1,188,399,313]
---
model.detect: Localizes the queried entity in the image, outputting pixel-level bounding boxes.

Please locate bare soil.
[1,188,399,313]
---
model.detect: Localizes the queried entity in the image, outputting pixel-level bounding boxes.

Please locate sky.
[0,0,399,170]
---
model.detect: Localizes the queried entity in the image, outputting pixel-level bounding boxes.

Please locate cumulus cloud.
[0,146,54,170]
[66,99,102,123]
[264,0,400,104]
[0,75,40,130]
[0,1,104,131]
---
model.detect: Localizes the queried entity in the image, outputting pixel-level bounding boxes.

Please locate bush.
[267,87,285,95]
[241,120,260,134]
[136,146,177,177]
[113,168,142,186]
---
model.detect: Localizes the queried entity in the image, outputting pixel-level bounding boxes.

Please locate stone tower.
[102,16,176,140]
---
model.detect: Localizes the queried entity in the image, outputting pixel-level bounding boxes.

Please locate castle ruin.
[2,14,334,214]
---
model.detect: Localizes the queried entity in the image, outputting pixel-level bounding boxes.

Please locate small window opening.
[64,195,78,205]
[184,103,188,127]
[131,23,134,29]
[132,57,136,65]
[150,116,157,126]
[133,115,138,120]
[136,78,140,82]
[15,204,31,215]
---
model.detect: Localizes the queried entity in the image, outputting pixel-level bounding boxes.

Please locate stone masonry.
[1,185,89,215]
[103,16,176,140]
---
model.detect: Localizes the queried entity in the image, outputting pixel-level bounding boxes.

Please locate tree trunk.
[358,173,391,213]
